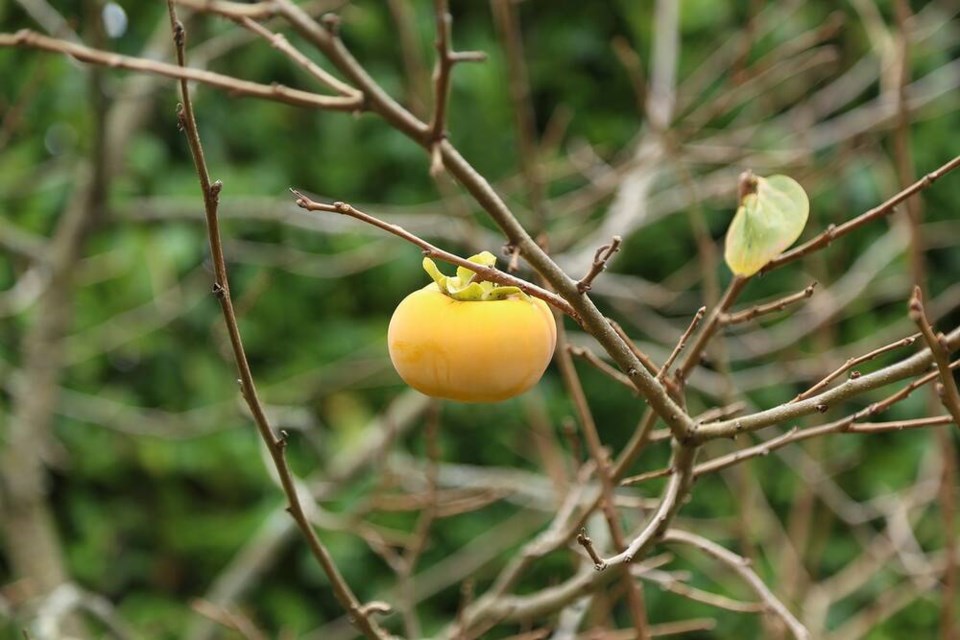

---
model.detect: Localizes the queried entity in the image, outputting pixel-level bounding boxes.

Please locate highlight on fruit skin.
[388,253,557,403]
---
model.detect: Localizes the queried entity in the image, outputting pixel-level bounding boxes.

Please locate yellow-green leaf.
[724,174,809,277]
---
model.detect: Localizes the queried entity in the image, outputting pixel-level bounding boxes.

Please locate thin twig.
[397,401,441,638]
[567,345,636,394]
[191,600,267,640]
[290,190,577,320]
[721,283,817,325]
[611,35,647,114]
[609,319,662,378]
[663,529,810,640]
[620,412,933,485]
[576,528,606,570]
[234,16,360,97]
[611,409,661,482]
[694,402,747,424]
[693,326,960,441]
[163,5,387,638]
[676,277,749,385]
[576,236,623,293]
[175,0,297,20]
[556,321,651,633]
[761,154,960,273]
[621,467,673,486]
[658,306,706,380]
[602,445,698,566]
[843,415,954,433]
[648,618,718,637]
[664,583,765,614]
[0,30,363,112]
[793,333,920,402]
[695,413,955,479]
[934,423,959,640]
[909,286,960,427]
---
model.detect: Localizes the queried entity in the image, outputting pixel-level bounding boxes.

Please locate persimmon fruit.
[388,253,557,402]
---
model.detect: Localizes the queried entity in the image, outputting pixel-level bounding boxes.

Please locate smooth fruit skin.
[388,284,557,402]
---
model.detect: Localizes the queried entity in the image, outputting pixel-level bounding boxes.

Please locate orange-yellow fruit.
[388,284,557,402]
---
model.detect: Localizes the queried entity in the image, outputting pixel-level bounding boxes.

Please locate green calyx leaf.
[422,251,530,301]
[724,173,810,277]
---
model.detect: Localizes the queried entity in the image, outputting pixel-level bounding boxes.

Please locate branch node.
[211,282,225,298]
[321,13,341,37]
[576,235,622,293]
[502,243,521,272]
[937,332,950,353]
[172,19,185,48]
[659,306,706,380]
[576,528,606,570]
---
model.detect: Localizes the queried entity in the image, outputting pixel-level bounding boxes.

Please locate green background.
[1,0,958,638]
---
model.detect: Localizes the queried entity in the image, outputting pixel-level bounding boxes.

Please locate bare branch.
[644,571,765,613]
[233,16,359,97]
[191,600,267,640]
[693,325,960,441]
[567,345,637,394]
[663,529,810,640]
[602,445,698,566]
[0,30,363,112]
[163,5,387,638]
[721,283,817,325]
[555,321,651,632]
[576,236,622,293]
[621,467,673,487]
[175,0,286,20]
[676,277,749,384]
[793,333,920,402]
[609,319,663,379]
[658,306,706,380]
[290,190,577,319]
[576,528,606,570]
[694,413,954,480]
[909,286,960,427]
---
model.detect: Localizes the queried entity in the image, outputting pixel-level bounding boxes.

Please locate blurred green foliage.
[1,0,959,638]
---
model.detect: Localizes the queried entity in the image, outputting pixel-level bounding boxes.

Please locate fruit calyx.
[422,251,529,301]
